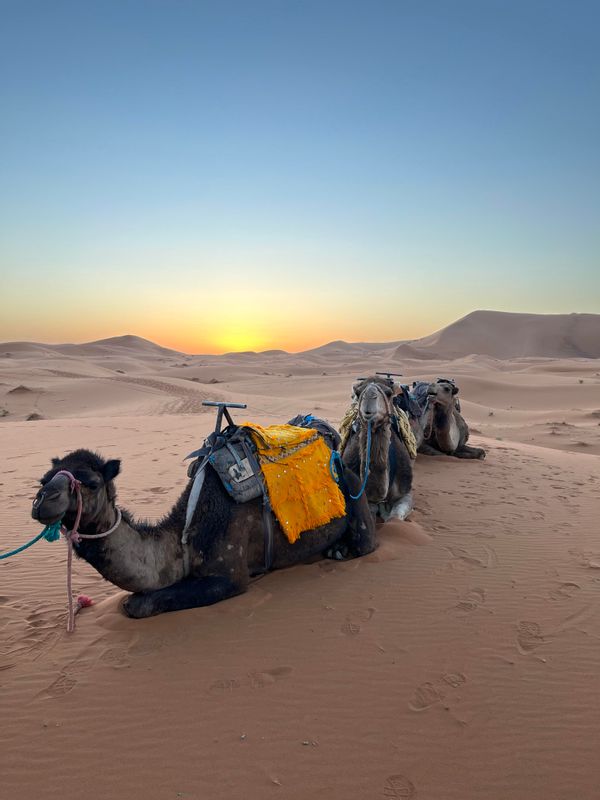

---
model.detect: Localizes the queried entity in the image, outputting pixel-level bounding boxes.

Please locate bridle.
[351,381,395,501]
[47,469,122,632]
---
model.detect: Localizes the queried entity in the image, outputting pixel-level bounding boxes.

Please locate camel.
[341,376,414,521]
[31,446,377,619]
[416,379,486,459]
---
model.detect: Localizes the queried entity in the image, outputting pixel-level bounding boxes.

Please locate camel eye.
[75,471,102,489]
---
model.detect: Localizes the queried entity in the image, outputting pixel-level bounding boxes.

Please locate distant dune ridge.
[2,311,599,360]
[393,310,600,360]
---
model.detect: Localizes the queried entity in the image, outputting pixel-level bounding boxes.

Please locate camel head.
[426,379,459,409]
[32,449,120,531]
[352,375,397,429]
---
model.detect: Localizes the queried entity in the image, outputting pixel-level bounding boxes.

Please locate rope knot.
[55,470,81,494]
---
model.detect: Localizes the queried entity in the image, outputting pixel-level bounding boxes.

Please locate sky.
[1,0,599,353]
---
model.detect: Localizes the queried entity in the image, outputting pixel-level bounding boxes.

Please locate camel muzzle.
[32,473,71,523]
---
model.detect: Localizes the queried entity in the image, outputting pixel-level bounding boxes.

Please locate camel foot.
[387,492,414,521]
[123,593,156,619]
[455,446,486,459]
[325,544,350,561]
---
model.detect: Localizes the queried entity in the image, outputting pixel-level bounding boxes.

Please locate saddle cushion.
[241,422,346,543]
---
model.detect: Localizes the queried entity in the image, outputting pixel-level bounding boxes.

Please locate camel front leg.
[383,491,413,521]
[122,576,246,619]
[418,442,446,456]
[454,445,486,459]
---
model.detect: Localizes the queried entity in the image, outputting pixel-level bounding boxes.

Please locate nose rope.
[48,470,122,632]
[422,398,433,439]
[349,419,372,501]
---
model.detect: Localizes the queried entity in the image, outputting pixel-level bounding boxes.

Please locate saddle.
[393,384,423,419]
[187,414,340,504]
[185,412,345,570]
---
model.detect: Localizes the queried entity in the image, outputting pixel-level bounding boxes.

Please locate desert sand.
[2,311,600,800]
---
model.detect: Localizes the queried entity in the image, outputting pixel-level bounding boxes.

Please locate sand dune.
[2,315,600,799]
[394,310,600,360]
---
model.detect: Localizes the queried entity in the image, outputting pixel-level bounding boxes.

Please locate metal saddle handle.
[375,371,403,380]
[202,400,248,434]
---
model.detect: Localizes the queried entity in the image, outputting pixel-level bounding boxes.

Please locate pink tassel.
[76,594,94,610]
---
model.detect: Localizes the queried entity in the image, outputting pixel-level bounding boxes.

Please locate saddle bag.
[209,438,264,503]
[187,429,264,504]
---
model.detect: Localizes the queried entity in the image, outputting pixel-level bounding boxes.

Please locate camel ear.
[103,459,121,482]
[452,385,459,395]
[52,457,61,466]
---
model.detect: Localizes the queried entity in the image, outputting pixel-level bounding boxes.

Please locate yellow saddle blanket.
[241,422,346,543]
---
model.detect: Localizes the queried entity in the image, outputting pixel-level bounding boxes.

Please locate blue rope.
[329,420,372,501]
[329,450,344,484]
[0,521,62,560]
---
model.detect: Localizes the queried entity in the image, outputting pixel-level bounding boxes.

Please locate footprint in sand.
[453,587,486,613]
[409,682,443,711]
[517,621,547,653]
[383,775,415,798]
[209,678,242,694]
[441,672,467,688]
[357,607,376,622]
[99,647,131,669]
[341,607,376,635]
[43,671,77,698]
[249,666,293,688]
[446,545,497,569]
[409,672,467,711]
[341,620,361,635]
[129,635,166,656]
[549,582,581,601]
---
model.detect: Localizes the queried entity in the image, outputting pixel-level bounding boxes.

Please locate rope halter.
[53,470,122,632]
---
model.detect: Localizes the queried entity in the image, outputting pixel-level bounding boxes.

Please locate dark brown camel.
[341,376,414,520]
[31,448,377,619]
[418,379,486,459]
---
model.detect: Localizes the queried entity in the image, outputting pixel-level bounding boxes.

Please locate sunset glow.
[1,2,598,352]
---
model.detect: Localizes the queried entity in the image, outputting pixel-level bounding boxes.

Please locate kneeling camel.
[31,447,377,619]
[418,379,486,459]
[341,376,414,521]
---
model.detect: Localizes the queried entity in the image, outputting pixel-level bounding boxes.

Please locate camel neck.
[77,505,121,537]
[74,508,186,594]
[433,404,452,430]
[359,420,391,503]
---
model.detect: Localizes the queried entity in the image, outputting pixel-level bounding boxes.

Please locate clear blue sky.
[1,0,598,352]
